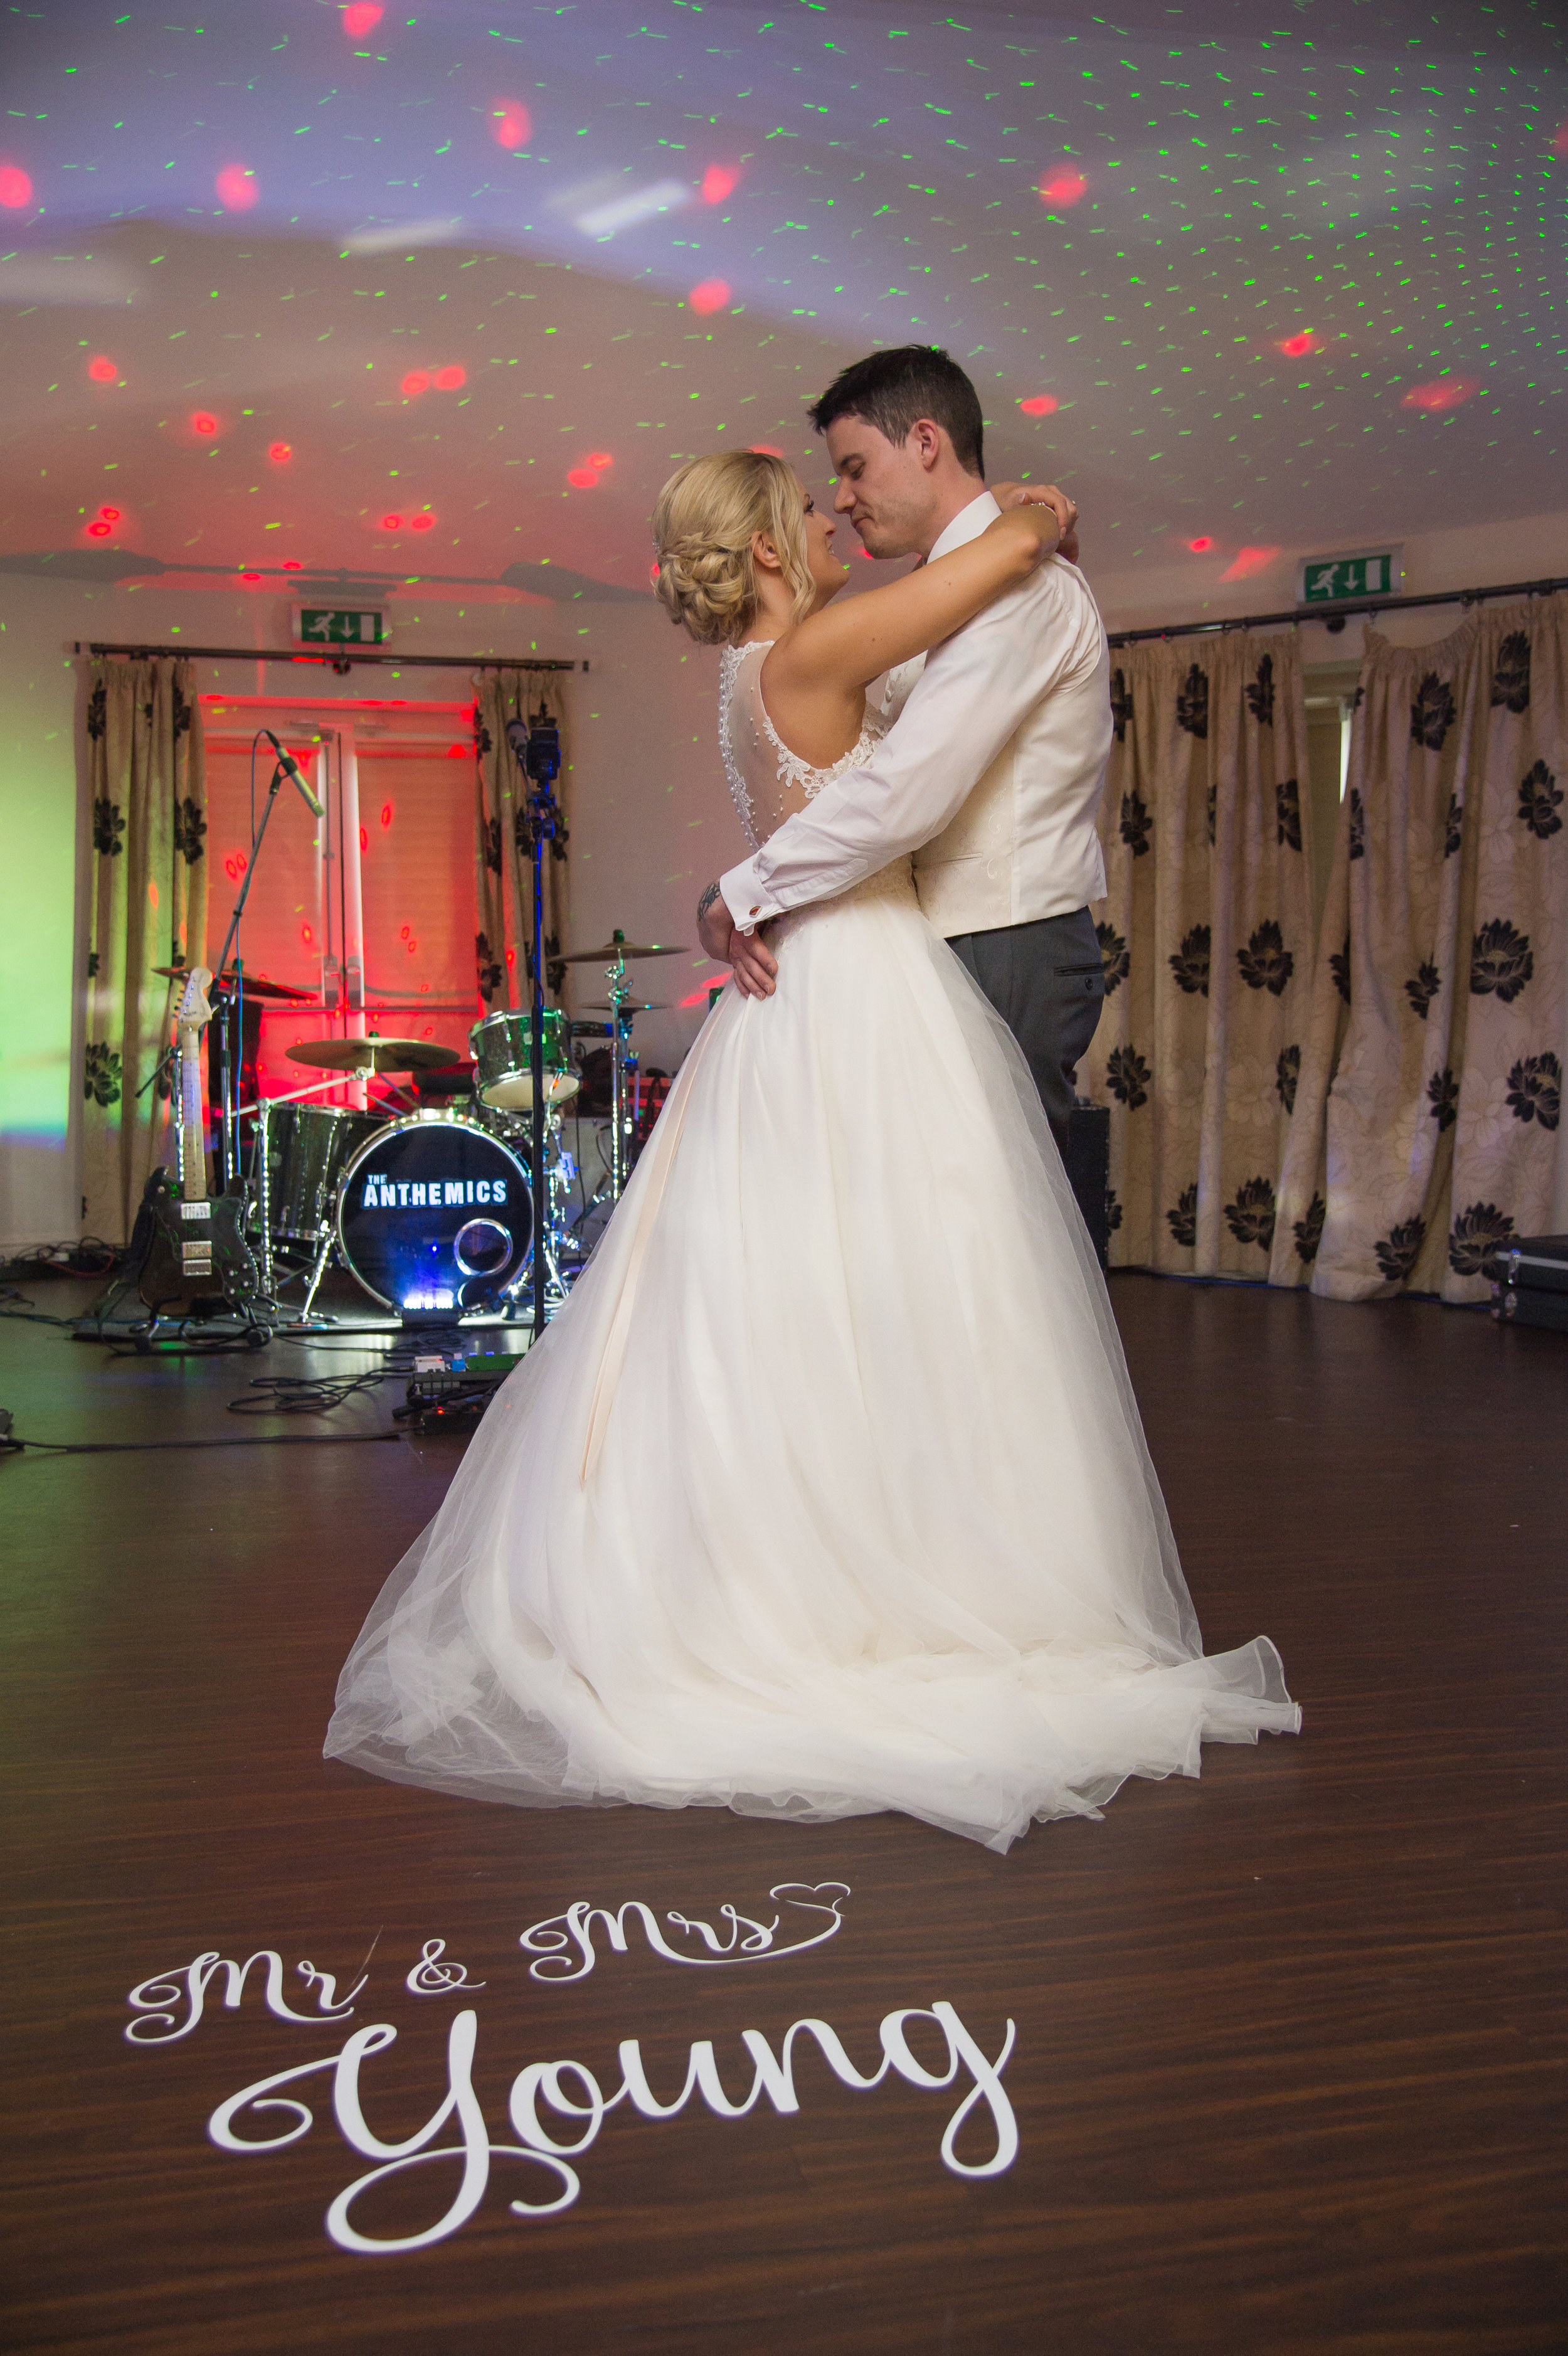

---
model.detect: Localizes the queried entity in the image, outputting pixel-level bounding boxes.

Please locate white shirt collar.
[927,488,1000,565]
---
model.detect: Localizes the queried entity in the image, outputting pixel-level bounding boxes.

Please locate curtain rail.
[1106,573,1568,650]
[72,641,580,672]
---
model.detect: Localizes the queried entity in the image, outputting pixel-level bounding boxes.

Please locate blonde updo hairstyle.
[652,450,815,646]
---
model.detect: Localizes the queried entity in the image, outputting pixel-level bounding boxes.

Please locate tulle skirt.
[325,862,1298,1852]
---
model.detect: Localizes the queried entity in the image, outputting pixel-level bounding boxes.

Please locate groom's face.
[823,413,935,560]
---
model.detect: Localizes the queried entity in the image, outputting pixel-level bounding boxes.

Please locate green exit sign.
[1300,549,1402,607]
[293,607,389,645]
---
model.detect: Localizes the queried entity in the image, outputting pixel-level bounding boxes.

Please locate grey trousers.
[946,906,1106,1153]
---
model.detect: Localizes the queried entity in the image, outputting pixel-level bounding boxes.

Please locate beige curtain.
[1081,630,1318,1275]
[474,669,571,1012]
[82,659,207,1244]
[1274,594,1567,1302]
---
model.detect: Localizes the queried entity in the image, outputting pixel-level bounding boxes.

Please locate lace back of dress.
[718,640,884,855]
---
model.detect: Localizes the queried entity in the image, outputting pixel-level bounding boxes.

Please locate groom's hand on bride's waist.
[698,879,778,999]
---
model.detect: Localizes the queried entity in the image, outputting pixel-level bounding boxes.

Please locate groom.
[697,343,1112,1162]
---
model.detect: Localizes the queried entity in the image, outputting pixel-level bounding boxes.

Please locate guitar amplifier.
[1492,1235,1568,1334]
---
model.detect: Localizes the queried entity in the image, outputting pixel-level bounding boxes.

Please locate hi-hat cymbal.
[581,1000,669,1014]
[287,1036,455,1073]
[558,932,687,964]
[155,964,314,1002]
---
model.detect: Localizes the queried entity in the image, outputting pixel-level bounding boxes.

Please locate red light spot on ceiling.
[381,513,404,531]
[1402,376,1478,413]
[401,369,430,398]
[1019,395,1057,418]
[358,826,368,854]
[1221,546,1280,583]
[433,364,465,390]
[0,164,33,210]
[1278,331,1320,358]
[701,164,738,204]
[88,354,119,383]
[268,441,292,464]
[586,450,613,470]
[750,444,784,457]
[1188,535,1214,553]
[1037,166,1088,208]
[99,506,121,524]
[191,410,219,438]
[567,467,600,489]
[491,99,531,151]
[215,164,258,212]
[87,520,112,538]
[409,512,435,531]
[687,278,731,316]
[282,558,302,571]
[342,1,383,34]
[241,571,261,583]
[400,926,411,940]
[380,802,394,829]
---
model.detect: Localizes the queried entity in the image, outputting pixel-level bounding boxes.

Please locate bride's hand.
[990,480,1079,565]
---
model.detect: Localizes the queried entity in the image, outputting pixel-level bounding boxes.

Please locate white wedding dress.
[326,642,1299,1851]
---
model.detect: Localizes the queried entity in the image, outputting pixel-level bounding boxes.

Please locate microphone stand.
[506,709,563,1345]
[207,753,307,1190]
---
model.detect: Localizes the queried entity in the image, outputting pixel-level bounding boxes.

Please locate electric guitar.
[136,966,261,1316]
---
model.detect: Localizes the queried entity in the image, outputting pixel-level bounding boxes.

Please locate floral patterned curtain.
[1080,630,1318,1276]
[473,669,571,1013]
[1273,593,1566,1302]
[82,658,207,1244]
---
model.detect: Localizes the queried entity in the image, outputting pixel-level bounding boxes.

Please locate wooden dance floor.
[3,1275,1562,2353]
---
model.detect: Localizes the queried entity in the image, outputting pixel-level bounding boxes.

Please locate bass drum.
[336,1112,532,1315]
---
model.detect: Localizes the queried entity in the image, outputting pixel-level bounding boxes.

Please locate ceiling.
[0,0,1562,606]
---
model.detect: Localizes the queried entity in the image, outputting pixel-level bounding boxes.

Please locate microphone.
[504,714,531,765]
[262,728,326,819]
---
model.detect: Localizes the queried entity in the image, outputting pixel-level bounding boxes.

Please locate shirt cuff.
[719,857,780,935]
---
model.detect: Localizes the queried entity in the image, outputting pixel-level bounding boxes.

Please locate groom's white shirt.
[719,489,1112,940]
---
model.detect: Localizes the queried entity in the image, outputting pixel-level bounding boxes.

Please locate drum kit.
[222,930,686,1327]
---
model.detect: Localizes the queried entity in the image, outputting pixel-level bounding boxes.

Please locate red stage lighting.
[191,411,219,437]
[99,506,121,524]
[87,520,112,538]
[88,355,119,383]
[567,467,600,489]
[433,364,466,390]
[282,559,302,571]
[586,451,613,470]
[215,164,258,212]
[342,2,383,34]
[750,443,784,457]
[0,164,33,209]
[401,369,431,397]
[268,440,292,463]
[381,513,404,530]
[1188,536,1213,553]
[1019,395,1058,417]
[490,100,531,151]
[1278,331,1320,358]
[381,802,394,828]
[1037,166,1088,208]
[687,278,731,316]
[701,164,738,204]
[409,512,434,530]
[1401,376,1478,413]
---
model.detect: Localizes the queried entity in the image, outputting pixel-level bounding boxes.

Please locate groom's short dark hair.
[808,346,985,479]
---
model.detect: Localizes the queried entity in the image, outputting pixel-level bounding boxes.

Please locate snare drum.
[336,1111,532,1313]
[265,1102,383,1242]
[469,1007,580,1113]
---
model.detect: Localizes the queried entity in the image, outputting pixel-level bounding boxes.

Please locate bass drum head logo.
[337,1117,532,1312]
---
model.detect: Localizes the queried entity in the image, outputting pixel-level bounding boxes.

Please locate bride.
[325,450,1299,1852]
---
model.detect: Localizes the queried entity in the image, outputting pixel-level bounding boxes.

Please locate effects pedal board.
[400,1349,529,1431]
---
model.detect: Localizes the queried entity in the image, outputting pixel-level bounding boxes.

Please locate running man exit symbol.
[294,607,388,645]
[1300,551,1399,606]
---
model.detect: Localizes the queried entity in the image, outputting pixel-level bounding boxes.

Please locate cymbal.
[154,964,314,1002]
[287,1036,456,1073]
[558,932,687,964]
[581,1000,669,1014]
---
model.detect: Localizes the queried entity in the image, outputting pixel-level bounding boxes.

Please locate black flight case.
[1492,1235,1568,1334]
